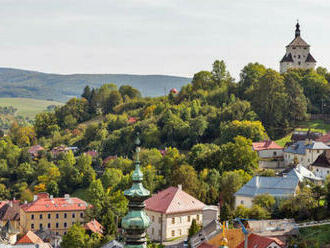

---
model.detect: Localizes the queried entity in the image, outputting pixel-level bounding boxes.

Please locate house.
[205,229,245,248]
[280,22,316,73]
[16,231,52,248]
[281,164,322,183]
[0,200,20,231]
[283,140,330,167]
[316,132,330,145]
[311,150,330,180]
[84,150,98,158]
[252,141,284,169]
[28,145,45,159]
[20,193,88,236]
[247,219,298,242]
[234,176,299,208]
[0,221,19,244]
[145,185,207,242]
[291,130,323,143]
[84,219,103,235]
[34,229,61,248]
[51,146,78,157]
[190,220,221,248]
[236,233,285,248]
[102,156,118,166]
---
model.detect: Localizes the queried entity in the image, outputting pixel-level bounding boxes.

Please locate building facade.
[311,150,330,180]
[252,141,284,169]
[20,193,88,236]
[280,22,316,73]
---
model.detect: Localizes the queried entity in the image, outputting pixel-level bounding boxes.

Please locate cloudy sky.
[0,0,329,78]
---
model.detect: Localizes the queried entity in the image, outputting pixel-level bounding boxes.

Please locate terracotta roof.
[0,200,20,221]
[316,132,330,144]
[128,117,137,124]
[21,193,88,213]
[84,150,98,158]
[28,145,44,154]
[305,53,316,63]
[236,233,285,248]
[280,53,294,63]
[85,219,104,235]
[287,36,309,47]
[145,186,205,214]
[103,155,118,165]
[208,229,245,248]
[252,141,282,151]
[16,231,44,244]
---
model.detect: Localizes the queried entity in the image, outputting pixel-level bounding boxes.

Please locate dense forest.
[1,60,330,247]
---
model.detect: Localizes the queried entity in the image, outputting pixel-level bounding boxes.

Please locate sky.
[0,0,329,78]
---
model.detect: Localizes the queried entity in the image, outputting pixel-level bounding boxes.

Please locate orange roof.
[16,231,44,244]
[21,193,88,213]
[236,233,285,248]
[252,141,282,151]
[208,229,245,248]
[85,219,104,235]
[145,186,205,214]
[128,117,137,124]
[28,145,45,154]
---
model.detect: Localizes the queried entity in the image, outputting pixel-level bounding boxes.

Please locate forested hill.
[0,67,191,102]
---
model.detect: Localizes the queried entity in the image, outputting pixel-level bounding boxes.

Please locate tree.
[119,85,142,99]
[82,85,92,101]
[61,224,89,248]
[142,165,165,194]
[171,164,200,198]
[0,184,10,200]
[248,205,271,219]
[102,90,123,114]
[34,112,59,137]
[188,143,221,171]
[101,168,123,190]
[252,194,276,211]
[188,219,201,238]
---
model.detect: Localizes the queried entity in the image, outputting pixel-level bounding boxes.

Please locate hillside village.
[0,23,330,248]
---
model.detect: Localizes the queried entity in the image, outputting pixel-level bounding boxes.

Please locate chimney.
[24,201,27,204]
[9,201,13,208]
[50,195,54,200]
[256,176,260,188]
[33,195,38,201]
[178,184,182,190]
[64,194,70,199]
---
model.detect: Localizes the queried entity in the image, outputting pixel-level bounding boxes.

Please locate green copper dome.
[122,210,150,230]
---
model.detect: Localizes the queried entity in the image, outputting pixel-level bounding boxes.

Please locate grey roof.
[286,164,322,182]
[280,53,294,63]
[101,240,124,248]
[190,220,221,248]
[284,140,330,155]
[287,36,309,47]
[234,176,299,198]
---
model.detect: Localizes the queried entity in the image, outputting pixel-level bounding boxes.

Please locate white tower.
[280,22,316,73]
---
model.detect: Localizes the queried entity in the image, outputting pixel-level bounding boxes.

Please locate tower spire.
[121,134,150,248]
[295,20,300,38]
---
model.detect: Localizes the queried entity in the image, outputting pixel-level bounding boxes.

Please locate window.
[40,214,43,219]
[31,224,34,229]
[298,55,301,58]
[241,200,244,205]
[197,215,200,221]
[64,213,67,219]
[152,216,155,222]
[48,223,51,228]
[31,214,34,220]
[56,223,59,228]
[273,151,277,156]
[48,214,51,219]
[172,230,175,237]
[298,61,301,65]
[179,229,182,236]
[39,223,43,229]
[80,212,84,218]
[327,170,329,174]
[172,218,175,224]
[159,230,161,236]
[316,169,319,172]
[64,222,67,228]
[56,232,59,235]
[72,213,76,218]
[56,214,59,219]
[187,216,191,222]
[64,232,67,235]
[317,150,320,153]
[159,217,161,224]
[152,228,154,235]
[72,221,75,225]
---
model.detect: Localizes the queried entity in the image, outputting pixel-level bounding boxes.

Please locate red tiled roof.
[28,145,45,154]
[252,141,282,151]
[21,193,88,213]
[128,117,137,124]
[0,200,20,221]
[145,186,205,214]
[317,132,330,143]
[236,233,285,248]
[85,219,104,235]
[103,155,118,165]
[85,150,98,157]
[16,231,44,244]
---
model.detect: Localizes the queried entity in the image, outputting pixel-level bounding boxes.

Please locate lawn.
[298,224,330,247]
[275,119,330,147]
[0,97,62,118]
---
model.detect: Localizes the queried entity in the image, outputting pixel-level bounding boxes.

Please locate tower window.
[298,55,301,58]
[298,62,301,65]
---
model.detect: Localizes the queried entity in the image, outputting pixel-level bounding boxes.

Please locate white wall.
[257,149,283,159]
[311,165,330,180]
[235,196,253,208]
[284,148,326,167]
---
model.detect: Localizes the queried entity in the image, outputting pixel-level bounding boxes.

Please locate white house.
[145,185,218,242]
[311,150,330,180]
[283,140,330,167]
[252,141,284,169]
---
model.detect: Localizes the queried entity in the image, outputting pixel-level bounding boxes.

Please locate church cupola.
[295,21,300,38]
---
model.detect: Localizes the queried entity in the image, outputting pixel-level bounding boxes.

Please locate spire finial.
[295,20,300,38]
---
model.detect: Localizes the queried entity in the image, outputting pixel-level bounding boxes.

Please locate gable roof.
[145,186,205,214]
[236,233,284,248]
[284,140,330,155]
[280,53,294,63]
[305,53,316,63]
[85,219,104,235]
[287,36,309,47]
[0,200,20,221]
[234,176,299,198]
[286,164,322,181]
[312,150,330,168]
[207,229,245,248]
[21,193,88,213]
[16,231,44,244]
[252,141,282,151]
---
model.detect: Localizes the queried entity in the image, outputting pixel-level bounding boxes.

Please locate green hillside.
[0,98,63,118]
[0,68,191,102]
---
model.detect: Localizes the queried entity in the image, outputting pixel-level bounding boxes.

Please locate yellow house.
[20,193,89,236]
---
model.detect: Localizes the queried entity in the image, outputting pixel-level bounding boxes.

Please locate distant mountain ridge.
[0,67,191,102]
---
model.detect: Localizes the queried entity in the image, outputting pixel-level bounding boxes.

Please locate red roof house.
[28,145,45,158]
[85,219,104,235]
[252,141,283,151]
[84,150,99,158]
[16,231,44,244]
[128,117,137,124]
[236,233,285,248]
